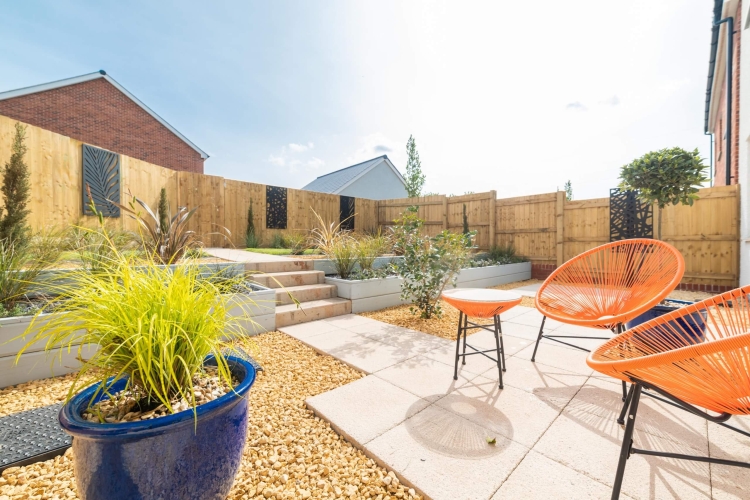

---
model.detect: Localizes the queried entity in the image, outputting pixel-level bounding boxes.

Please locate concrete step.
[276,298,352,328]
[245,259,314,273]
[252,270,324,289]
[276,284,337,305]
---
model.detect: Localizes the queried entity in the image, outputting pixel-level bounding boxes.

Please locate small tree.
[404,135,426,198]
[245,201,259,248]
[462,204,469,235]
[564,180,573,201]
[158,188,170,232]
[619,147,708,239]
[392,210,472,319]
[0,123,31,246]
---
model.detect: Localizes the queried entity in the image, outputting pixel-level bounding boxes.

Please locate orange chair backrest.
[535,239,685,328]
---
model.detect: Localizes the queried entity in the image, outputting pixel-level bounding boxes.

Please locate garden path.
[279,309,750,500]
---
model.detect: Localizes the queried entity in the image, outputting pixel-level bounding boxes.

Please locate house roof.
[301,155,406,194]
[0,70,209,159]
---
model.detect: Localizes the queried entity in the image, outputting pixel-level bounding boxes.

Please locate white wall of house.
[740,0,750,287]
[338,162,408,200]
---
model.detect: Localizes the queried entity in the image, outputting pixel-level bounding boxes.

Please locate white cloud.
[267,142,323,173]
[288,142,314,153]
[267,154,286,166]
[307,157,325,169]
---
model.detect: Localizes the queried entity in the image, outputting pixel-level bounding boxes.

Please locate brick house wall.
[0,78,204,173]
[712,1,741,186]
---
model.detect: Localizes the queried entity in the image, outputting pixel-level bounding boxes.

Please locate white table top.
[442,288,523,303]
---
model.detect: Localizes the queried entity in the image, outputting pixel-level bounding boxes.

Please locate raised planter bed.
[327,261,531,313]
[313,256,402,275]
[0,281,276,389]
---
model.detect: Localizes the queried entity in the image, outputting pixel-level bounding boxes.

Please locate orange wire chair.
[531,238,685,360]
[587,285,750,499]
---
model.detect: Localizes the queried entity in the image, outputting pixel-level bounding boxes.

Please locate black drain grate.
[0,403,71,473]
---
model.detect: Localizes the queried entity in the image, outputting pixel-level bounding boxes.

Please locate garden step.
[252,270,325,289]
[275,298,352,327]
[276,284,337,305]
[244,259,313,273]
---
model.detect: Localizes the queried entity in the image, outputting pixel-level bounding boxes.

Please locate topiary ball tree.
[619,147,708,239]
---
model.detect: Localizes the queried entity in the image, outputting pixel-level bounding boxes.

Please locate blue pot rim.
[59,355,256,438]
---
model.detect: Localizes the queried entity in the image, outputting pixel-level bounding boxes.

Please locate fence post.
[488,190,496,249]
[556,190,565,266]
[442,196,448,230]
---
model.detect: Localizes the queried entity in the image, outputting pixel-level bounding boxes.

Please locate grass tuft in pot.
[15,226,256,418]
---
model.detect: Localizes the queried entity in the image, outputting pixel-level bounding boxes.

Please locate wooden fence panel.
[223,179,266,247]
[286,189,340,235]
[355,198,379,233]
[377,195,447,238]
[177,172,225,247]
[659,185,739,287]
[495,193,557,264]
[562,197,610,262]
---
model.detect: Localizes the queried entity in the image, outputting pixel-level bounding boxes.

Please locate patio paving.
[280,307,750,500]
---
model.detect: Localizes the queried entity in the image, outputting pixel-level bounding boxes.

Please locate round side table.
[441,289,523,389]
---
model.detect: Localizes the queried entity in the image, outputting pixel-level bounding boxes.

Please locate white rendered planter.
[313,256,402,275]
[326,261,531,313]
[225,286,276,335]
[0,282,277,389]
[0,313,93,389]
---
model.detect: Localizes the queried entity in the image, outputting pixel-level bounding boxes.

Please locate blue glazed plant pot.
[58,356,256,500]
[625,299,708,344]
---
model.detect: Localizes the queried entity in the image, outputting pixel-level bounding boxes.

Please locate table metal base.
[453,311,506,388]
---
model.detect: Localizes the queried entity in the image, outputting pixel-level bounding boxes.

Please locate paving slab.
[306,375,430,445]
[436,375,565,448]
[366,404,530,500]
[509,283,541,297]
[493,450,636,500]
[374,355,477,401]
[282,316,727,499]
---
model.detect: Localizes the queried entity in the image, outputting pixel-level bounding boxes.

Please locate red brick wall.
[712,1,741,186]
[0,78,204,173]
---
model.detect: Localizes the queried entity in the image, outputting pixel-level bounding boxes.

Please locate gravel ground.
[0,332,420,500]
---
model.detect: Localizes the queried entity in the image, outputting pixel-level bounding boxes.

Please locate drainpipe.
[715,16,734,185]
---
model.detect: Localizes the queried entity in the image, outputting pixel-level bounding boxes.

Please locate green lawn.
[245,248,320,255]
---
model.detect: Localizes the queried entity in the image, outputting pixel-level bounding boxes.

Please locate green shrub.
[393,211,471,319]
[269,232,285,249]
[486,242,522,264]
[0,123,31,246]
[16,234,254,414]
[0,231,62,311]
[283,231,307,255]
[158,188,170,233]
[355,236,380,273]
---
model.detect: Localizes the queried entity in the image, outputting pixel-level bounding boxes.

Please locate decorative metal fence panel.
[266,185,287,229]
[340,195,355,231]
[82,144,120,217]
[609,188,653,241]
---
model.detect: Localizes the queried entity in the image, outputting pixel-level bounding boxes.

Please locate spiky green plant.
[115,194,200,264]
[245,202,259,248]
[0,122,31,246]
[282,231,307,255]
[328,236,358,279]
[16,230,255,415]
[355,235,380,273]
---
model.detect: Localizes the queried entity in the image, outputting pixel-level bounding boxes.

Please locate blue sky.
[0,0,712,199]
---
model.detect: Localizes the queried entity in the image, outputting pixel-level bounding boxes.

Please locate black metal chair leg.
[617,383,635,425]
[496,315,507,372]
[461,313,468,365]
[621,381,628,402]
[612,384,642,500]
[492,315,504,389]
[453,312,463,380]
[530,315,547,362]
